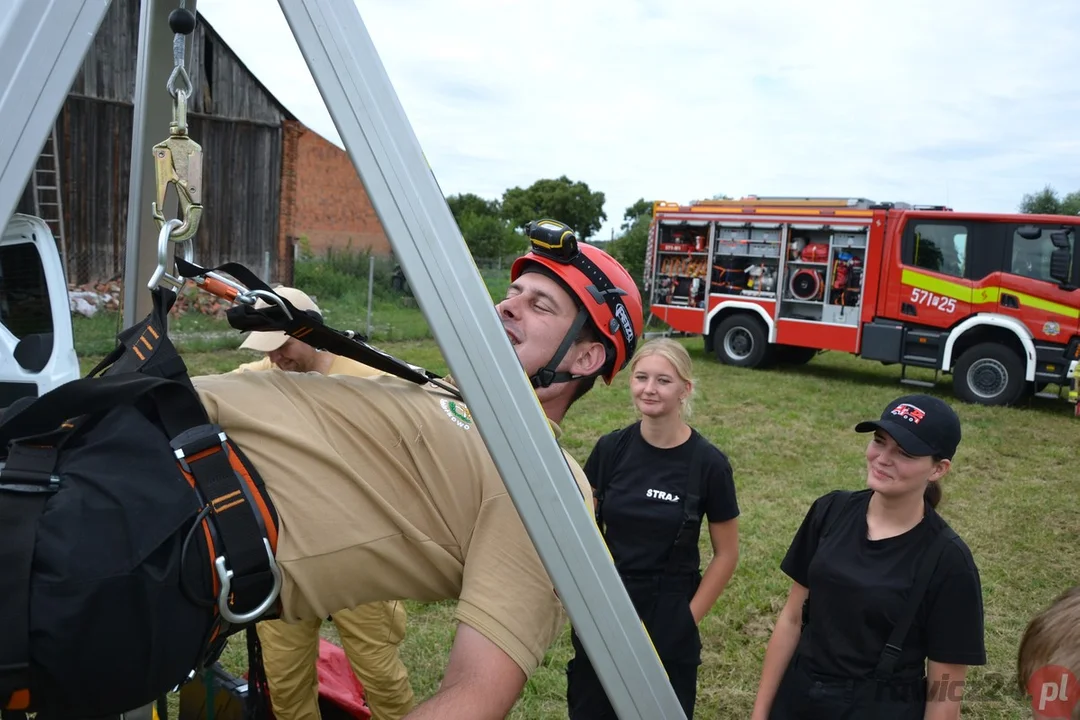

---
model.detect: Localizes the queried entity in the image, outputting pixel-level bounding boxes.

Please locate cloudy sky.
[195,0,1080,240]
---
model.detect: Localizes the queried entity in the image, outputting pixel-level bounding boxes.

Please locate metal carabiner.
[151,91,204,244]
[236,289,296,321]
[147,218,193,291]
[214,538,283,625]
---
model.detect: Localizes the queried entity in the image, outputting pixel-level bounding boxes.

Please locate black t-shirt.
[781,489,987,680]
[583,422,740,576]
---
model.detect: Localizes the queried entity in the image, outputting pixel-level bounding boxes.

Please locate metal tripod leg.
[0,0,114,232]
[123,0,198,327]
[275,1,685,718]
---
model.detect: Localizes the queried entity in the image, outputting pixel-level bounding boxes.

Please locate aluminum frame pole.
[122,0,197,327]
[0,0,113,237]
[275,1,685,717]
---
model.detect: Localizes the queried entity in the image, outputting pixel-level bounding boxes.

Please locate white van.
[0,213,79,406]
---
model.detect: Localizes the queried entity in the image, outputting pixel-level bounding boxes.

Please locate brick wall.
[278,119,390,267]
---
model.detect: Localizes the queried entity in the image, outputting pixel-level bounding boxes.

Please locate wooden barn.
[15,0,391,287]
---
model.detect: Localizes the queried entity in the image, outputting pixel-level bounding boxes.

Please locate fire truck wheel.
[774,345,819,365]
[953,342,1026,406]
[713,314,771,368]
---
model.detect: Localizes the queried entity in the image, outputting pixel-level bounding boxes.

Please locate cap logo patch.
[891,403,926,424]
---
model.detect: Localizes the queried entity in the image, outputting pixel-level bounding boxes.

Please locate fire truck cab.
[645,196,1080,411]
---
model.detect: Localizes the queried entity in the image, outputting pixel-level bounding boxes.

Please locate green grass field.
[73,289,1078,719]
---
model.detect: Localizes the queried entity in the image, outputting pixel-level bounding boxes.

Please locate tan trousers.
[256,601,414,720]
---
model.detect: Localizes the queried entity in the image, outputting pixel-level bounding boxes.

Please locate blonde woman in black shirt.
[566,338,740,719]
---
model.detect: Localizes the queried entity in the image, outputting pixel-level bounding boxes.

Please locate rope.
[166,0,193,101]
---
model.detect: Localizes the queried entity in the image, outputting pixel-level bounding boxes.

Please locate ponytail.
[924,481,942,509]
[925,454,945,508]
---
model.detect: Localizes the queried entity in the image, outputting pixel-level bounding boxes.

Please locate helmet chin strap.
[529,308,593,389]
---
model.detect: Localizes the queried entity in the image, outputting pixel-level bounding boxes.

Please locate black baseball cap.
[854,394,962,460]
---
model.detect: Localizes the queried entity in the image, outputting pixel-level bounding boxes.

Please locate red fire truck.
[644,196,1080,412]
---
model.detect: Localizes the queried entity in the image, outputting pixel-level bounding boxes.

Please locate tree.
[1019,185,1080,215]
[454,212,523,259]
[1062,191,1080,216]
[1020,185,1062,215]
[621,198,653,232]
[500,176,607,240]
[446,193,501,222]
[444,193,525,259]
[606,199,655,294]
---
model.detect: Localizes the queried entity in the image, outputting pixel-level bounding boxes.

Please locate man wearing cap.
[752,394,986,720]
[234,286,383,380]
[230,286,413,720]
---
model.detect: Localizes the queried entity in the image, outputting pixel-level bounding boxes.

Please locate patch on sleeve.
[440,398,473,430]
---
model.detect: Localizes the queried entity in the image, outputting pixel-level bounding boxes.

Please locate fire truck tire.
[952,342,1026,406]
[774,345,819,365]
[712,314,771,368]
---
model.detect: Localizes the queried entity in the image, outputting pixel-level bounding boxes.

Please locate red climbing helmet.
[511,219,644,386]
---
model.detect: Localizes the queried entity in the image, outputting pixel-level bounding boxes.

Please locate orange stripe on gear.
[214,498,246,513]
[5,689,30,711]
[178,462,221,599]
[227,442,279,553]
[211,490,242,507]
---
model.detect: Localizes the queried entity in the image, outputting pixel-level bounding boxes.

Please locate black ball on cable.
[169,8,197,35]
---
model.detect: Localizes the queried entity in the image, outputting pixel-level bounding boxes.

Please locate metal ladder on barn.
[31,123,69,280]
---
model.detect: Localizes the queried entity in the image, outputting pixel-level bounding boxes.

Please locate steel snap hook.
[151,128,204,243]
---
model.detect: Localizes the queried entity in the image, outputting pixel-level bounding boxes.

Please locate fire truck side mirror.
[1048,231,1073,286]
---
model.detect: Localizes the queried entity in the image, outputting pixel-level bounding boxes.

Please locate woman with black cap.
[751,394,987,720]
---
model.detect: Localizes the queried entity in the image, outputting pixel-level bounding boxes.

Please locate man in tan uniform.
[191,221,644,719]
[233,286,380,380]
[230,286,415,720]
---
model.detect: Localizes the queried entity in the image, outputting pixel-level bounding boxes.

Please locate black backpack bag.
[0,287,280,720]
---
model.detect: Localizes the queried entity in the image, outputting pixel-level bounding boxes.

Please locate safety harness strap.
[0,492,45,712]
[0,427,79,712]
[0,373,205,450]
[873,526,958,680]
[86,286,189,383]
[800,490,855,630]
[664,435,704,577]
[174,258,460,398]
[171,425,278,621]
[593,425,636,536]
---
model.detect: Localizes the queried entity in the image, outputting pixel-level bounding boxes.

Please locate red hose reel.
[789,268,824,301]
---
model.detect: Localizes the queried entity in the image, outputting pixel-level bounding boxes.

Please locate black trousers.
[566,574,702,719]
[768,652,927,720]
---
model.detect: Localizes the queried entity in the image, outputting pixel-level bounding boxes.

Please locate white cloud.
[195,0,1080,240]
